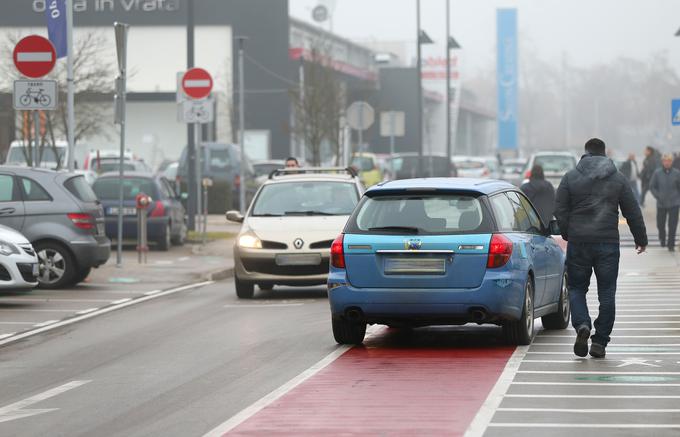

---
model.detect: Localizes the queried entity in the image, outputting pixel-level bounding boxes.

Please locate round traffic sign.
[182,68,213,99]
[346,101,375,131]
[13,35,57,78]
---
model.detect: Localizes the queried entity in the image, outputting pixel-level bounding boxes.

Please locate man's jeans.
[567,242,620,347]
[657,206,680,248]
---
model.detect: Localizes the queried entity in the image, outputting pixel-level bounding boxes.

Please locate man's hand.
[636,245,646,254]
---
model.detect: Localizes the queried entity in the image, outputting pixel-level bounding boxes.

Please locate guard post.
[135,193,152,264]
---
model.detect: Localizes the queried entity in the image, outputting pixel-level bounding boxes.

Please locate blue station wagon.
[328,178,569,345]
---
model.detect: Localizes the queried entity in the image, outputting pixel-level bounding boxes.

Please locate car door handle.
[0,207,16,215]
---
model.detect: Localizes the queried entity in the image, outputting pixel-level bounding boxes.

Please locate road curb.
[202,266,234,282]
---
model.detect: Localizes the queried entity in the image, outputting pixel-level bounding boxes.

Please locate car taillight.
[487,234,513,268]
[524,170,532,179]
[330,234,345,269]
[149,201,165,217]
[68,213,94,230]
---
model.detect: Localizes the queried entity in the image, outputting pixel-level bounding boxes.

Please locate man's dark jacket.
[520,178,555,225]
[555,154,647,247]
[650,167,680,208]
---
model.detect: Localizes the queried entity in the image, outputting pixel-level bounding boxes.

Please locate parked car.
[385,153,457,180]
[327,178,568,345]
[0,167,111,288]
[161,162,180,192]
[350,153,383,187]
[452,156,502,179]
[0,224,39,291]
[252,160,286,178]
[177,143,257,213]
[82,149,152,174]
[4,140,69,169]
[226,167,363,298]
[92,172,187,251]
[501,158,527,186]
[522,152,578,188]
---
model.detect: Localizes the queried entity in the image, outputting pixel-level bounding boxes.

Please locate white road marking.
[497,408,680,413]
[527,351,680,355]
[177,257,190,262]
[518,370,680,375]
[33,320,58,327]
[464,346,528,437]
[612,321,680,324]
[153,261,173,265]
[75,308,99,315]
[223,304,305,308]
[202,325,383,437]
[512,381,680,386]
[531,343,680,347]
[0,309,84,312]
[539,335,680,338]
[0,298,112,303]
[505,394,680,399]
[0,281,214,347]
[0,322,39,325]
[143,290,162,296]
[0,380,90,424]
[522,360,585,364]
[110,298,132,304]
[0,333,16,340]
[489,423,680,429]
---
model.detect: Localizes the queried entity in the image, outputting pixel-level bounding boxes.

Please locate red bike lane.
[220,328,516,436]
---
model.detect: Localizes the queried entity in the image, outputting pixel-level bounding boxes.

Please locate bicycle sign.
[13,80,58,110]
[180,98,214,124]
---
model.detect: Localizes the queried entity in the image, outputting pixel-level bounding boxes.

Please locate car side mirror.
[548,219,560,236]
[226,210,244,223]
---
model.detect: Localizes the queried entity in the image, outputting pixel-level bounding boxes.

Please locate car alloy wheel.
[503,278,535,345]
[542,272,570,330]
[34,242,75,289]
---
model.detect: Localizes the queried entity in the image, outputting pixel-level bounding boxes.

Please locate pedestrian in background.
[619,153,641,204]
[285,157,300,168]
[640,145,661,207]
[555,138,647,359]
[520,164,555,225]
[672,152,680,172]
[650,154,680,252]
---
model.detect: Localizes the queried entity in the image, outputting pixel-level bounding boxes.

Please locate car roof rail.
[268,166,358,179]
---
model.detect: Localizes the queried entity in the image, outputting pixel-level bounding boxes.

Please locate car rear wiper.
[368,226,420,234]
[284,210,334,216]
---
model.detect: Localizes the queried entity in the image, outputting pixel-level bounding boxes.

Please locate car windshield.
[350,194,491,235]
[92,177,159,201]
[253,163,283,178]
[533,155,576,173]
[351,156,375,172]
[97,161,137,173]
[251,181,358,216]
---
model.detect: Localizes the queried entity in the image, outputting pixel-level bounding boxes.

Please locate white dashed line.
[33,320,59,328]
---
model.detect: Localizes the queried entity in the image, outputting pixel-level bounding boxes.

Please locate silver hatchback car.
[0,167,111,288]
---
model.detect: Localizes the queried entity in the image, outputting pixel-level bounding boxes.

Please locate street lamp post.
[236,36,248,215]
[416,0,423,177]
[445,0,461,170]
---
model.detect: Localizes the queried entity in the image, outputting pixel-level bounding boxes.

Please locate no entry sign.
[13,35,57,78]
[182,68,213,99]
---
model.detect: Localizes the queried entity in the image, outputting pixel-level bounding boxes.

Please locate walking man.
[520,164,555,225]
[650,154,680,252]
[555,138,647,358]
[640,146,661,207]
[619,153,641,204]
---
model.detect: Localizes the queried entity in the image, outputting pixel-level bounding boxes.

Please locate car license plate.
[384,256,446,275]
[32,263,39,276]
[275,254,322,266]
[108,207,136,216]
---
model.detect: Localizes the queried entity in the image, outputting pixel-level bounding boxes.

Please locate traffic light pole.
[186,0,197,231]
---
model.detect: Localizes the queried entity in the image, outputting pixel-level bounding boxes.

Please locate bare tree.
[1,31,114,167]
[290,41,346,166]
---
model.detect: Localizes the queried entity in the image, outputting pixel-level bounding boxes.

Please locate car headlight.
[0,240,19,256]
[238,233,262,249]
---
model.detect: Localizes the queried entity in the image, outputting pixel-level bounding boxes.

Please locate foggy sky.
[290,0,680,76]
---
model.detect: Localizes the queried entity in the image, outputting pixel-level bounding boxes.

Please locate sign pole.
[114,22,129,268]
[389,111,395,176]
[237,37,247,215]
[195,121,202,233]
[65,0,75,172]
[186,0,197,231]
[33,110,40,167]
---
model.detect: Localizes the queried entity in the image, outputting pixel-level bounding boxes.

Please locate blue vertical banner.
[45,0,67,59]
[497,8,518,150]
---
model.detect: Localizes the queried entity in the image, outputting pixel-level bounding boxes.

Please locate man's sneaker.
[573,325,590,357]
[590,342,606,358]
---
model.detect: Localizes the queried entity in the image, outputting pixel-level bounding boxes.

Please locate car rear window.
[92,177,159,201]
[351,157,375,172]
[347,194,492,235]
[252,181,358,216]
[533,155,576,173]
[64,176,98,202]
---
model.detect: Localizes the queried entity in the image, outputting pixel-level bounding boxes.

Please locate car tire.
[503,278,535,345]
[332,317,367,345]
[34,241,76,289]
[171,221,187,246]
[157,224,171,251]
[70,267,92,286]
[235,275,254,299]
[258,283,274,291]
[542,272,570,330]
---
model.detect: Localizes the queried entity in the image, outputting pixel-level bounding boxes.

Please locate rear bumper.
[70,236,111,269]
[327,269,526,324]
[235,246,329,286]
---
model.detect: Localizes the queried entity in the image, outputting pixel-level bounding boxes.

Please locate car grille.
[17,263,38,283]
[261,240,288,249]
[20,244,35,257]
[309,239,333,249]
[242,259,329,276]
[0,265,10,281]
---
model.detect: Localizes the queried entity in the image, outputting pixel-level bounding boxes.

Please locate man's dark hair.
[584,138,606,155]
[285,157,299,165]
[530,164,544,180]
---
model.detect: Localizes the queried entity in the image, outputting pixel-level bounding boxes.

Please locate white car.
[452,156,502,179]
[0,224,39,291]
[522,152,579,188]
